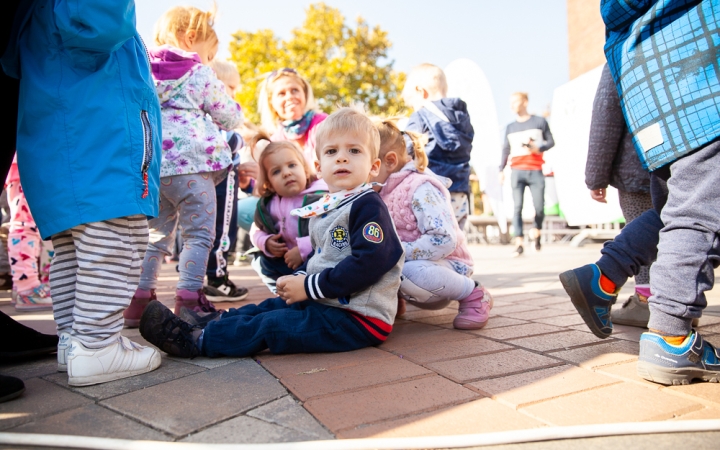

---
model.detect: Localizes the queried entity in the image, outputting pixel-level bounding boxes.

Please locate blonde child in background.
[5,154,52,311]
[248,141,327,294]
[372,119,492,330]
[403,64,475,230]
[124,5,243,326]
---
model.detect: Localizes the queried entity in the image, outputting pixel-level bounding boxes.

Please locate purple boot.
[124,289,156,328]
[174,289,220,316]
[453,286,494,330]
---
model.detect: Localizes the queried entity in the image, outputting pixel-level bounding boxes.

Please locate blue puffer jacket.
[405,98,475,193]
[602,0,720,171]
[1,0,161,238]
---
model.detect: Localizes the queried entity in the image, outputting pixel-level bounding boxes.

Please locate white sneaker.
[57,332,71,372]
[66,336,161,386]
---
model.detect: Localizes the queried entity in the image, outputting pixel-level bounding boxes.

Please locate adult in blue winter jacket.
[560,0,720,386]
[403,63,474,230]
[1,0,163,386]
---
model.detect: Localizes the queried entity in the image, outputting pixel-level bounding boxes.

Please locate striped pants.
[50,215,149,348]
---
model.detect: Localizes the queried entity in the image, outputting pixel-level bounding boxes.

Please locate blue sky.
[136,0,569,128]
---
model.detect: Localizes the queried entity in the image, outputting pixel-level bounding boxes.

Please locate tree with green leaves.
[228,3,405,124]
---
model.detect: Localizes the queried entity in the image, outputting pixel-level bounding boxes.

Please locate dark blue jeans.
[597,174,667,287]
[201,297,379,357]
[251,253,294,294]
[206,175,239,279]
[511,169,545,237]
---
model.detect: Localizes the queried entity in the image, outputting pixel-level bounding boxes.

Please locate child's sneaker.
[15,283,53,311]
[66,336,161,386]
[174,289,220,315]
[453,286,494,330]
[637,330,720,385]
[0,273,12,291]
[140,300,201,358]
[559,264,618,339]
[179,307,223,329]
[57,332,71,372]
[203,277,249,302]
[511,245,524,257]
[123,289,156,328]
[611,293,650,328]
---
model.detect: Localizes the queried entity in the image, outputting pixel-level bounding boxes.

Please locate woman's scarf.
[281,110,316,140]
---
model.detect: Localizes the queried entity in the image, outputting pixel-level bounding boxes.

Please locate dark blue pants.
[511,169,545,237]
[201,297,379,357]
[597,173,668,287]
[206,175,239,279]
[251,253,294,294]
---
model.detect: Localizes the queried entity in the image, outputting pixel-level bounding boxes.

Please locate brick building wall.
[567,0,606,79]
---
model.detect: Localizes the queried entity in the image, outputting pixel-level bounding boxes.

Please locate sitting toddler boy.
[139,108,404,357]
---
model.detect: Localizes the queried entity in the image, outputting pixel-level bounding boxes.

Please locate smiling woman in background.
[258,69,327,168]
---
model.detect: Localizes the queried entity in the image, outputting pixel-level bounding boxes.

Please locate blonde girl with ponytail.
[372,118,493,330]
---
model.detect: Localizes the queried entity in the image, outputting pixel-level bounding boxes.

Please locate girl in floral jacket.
[372,119,493,330]
[125,5,243,326]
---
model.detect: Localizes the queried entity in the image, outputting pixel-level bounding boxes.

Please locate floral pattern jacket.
[151,46,243,177]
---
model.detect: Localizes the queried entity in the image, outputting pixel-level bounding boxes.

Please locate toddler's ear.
[314,160,321,173]
[369,158,381,178]
[385,151,398,171]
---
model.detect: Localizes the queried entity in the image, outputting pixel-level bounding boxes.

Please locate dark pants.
[511,169,545,237]
[201,297,379,357]
[251,253,294,294]
[597,175,667,287]
[596,140,720,336]
[206,175,239,280]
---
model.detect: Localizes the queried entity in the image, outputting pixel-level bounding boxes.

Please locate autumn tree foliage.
[229,3,406,123]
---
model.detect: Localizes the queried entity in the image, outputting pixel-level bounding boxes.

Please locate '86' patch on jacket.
[299,189,404,340]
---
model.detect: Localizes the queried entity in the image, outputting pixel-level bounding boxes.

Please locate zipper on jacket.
[138,33,151,67]
[140,110,153,199]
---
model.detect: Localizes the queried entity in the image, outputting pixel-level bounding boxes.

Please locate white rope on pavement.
[0,419,719,449]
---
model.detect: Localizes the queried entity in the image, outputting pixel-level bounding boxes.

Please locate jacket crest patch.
[330,226,349,250]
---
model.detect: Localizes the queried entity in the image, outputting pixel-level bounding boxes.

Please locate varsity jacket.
[299,189,404,339]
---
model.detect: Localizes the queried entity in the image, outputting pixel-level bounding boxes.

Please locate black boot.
[0,375,25,403]
[0,311,58,359]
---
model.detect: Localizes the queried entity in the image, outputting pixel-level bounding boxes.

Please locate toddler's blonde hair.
[256,141,316,197]
[209,60,240,88]
[374,118,428,172]
[258,70,318,132]
[405,63,448,99]
[511,92,529,102]
[314,107,380,160]
[154,5,218,49]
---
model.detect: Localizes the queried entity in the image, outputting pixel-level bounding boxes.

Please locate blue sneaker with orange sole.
[559,264,618,339]
[638,330,720,385]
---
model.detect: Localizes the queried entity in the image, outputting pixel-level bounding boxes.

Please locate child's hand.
[238,161,259,180]
[266,234,288,257]
[284,247,303,270]
[590,188,607,203]
[277,275,308,304]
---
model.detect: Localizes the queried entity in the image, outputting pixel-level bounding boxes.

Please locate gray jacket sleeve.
[585,64,625,191]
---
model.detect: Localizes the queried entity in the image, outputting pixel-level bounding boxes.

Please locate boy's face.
[510,95,528,115]
[316,130,380,193]
[402,84,426,111]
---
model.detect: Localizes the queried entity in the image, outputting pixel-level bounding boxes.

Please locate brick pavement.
[1,243,720,444]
